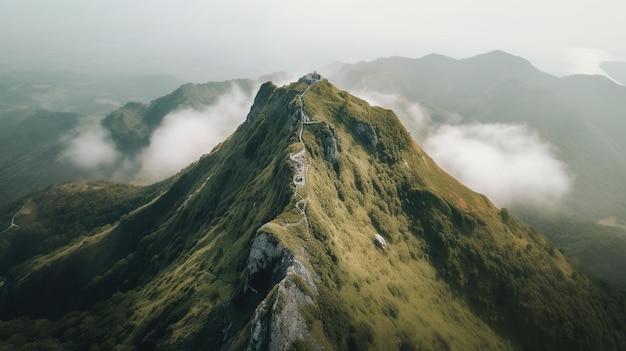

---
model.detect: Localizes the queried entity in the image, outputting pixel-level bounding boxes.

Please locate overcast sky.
[1,0,624,81]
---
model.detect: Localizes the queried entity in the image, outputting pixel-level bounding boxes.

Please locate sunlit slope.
[330,51,626,290]
[287,80,626,350]
[331,51,626,222]
[0,79,625,350]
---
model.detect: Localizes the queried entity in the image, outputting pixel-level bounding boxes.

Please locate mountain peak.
[1,78,626,350]
[463,50,543,77]
[420,53,458,63]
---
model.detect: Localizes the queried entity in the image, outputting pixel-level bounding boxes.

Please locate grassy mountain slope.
[330,51,626,289]
[0,180,166,276]
[0,79,625,350]
[330,51,626,221]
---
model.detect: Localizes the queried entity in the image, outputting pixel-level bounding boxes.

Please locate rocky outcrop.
[354,122,377,153]
[244,230,291,294]
[374,233,387,250]
[247,260,319,351]
[322,125,342,165]
[245,227,320,351]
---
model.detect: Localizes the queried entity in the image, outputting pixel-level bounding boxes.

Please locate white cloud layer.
[61,83,255,183]
[133,85,254,183]
[354,91,433,139]
[59,77,573,209]
[61,125,119,169]
[423,123,572,208]
[344,86,573,209]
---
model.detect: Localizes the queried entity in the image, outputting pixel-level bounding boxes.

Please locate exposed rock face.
[245,230,290,294]
[354,122,377,152]
[374,233,387,250]
[245,227,319,351]
[247,260,319,351]
[322,125,342,164]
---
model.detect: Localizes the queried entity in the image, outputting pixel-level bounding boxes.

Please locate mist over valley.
[1,1,626,350]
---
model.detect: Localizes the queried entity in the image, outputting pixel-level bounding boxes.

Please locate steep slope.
[330,51,626,289]
[1,79,625,350]
[331,51,626,222]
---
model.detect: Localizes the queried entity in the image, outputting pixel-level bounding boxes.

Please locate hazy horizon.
[2,0,625,212]
[2,0,625,82]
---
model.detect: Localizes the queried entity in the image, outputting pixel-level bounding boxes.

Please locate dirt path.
[284,81,318,233]
[1,205,24,233]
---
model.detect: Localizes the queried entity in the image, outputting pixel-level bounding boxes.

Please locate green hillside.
[330,51,626,289]
[1,79,625,350]
[331,51,626,221]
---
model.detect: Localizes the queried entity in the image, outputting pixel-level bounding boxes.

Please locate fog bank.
[424,123,572,208]
[356,91,572,208]
[134,85,254,183]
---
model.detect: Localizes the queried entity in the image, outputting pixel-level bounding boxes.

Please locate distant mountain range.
[331,50,626,223]
[1,78,626,350]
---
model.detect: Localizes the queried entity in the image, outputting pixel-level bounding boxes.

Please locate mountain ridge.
[0,78,625,350]
[102,79,256,155]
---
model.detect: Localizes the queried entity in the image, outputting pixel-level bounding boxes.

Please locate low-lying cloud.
[356,86,573,209]
[133,85,254,183]
[61,124,120,169]
[354,91,437,142]
[423,123,572,208]
[61,78,573,209]
[62,83,255,184]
